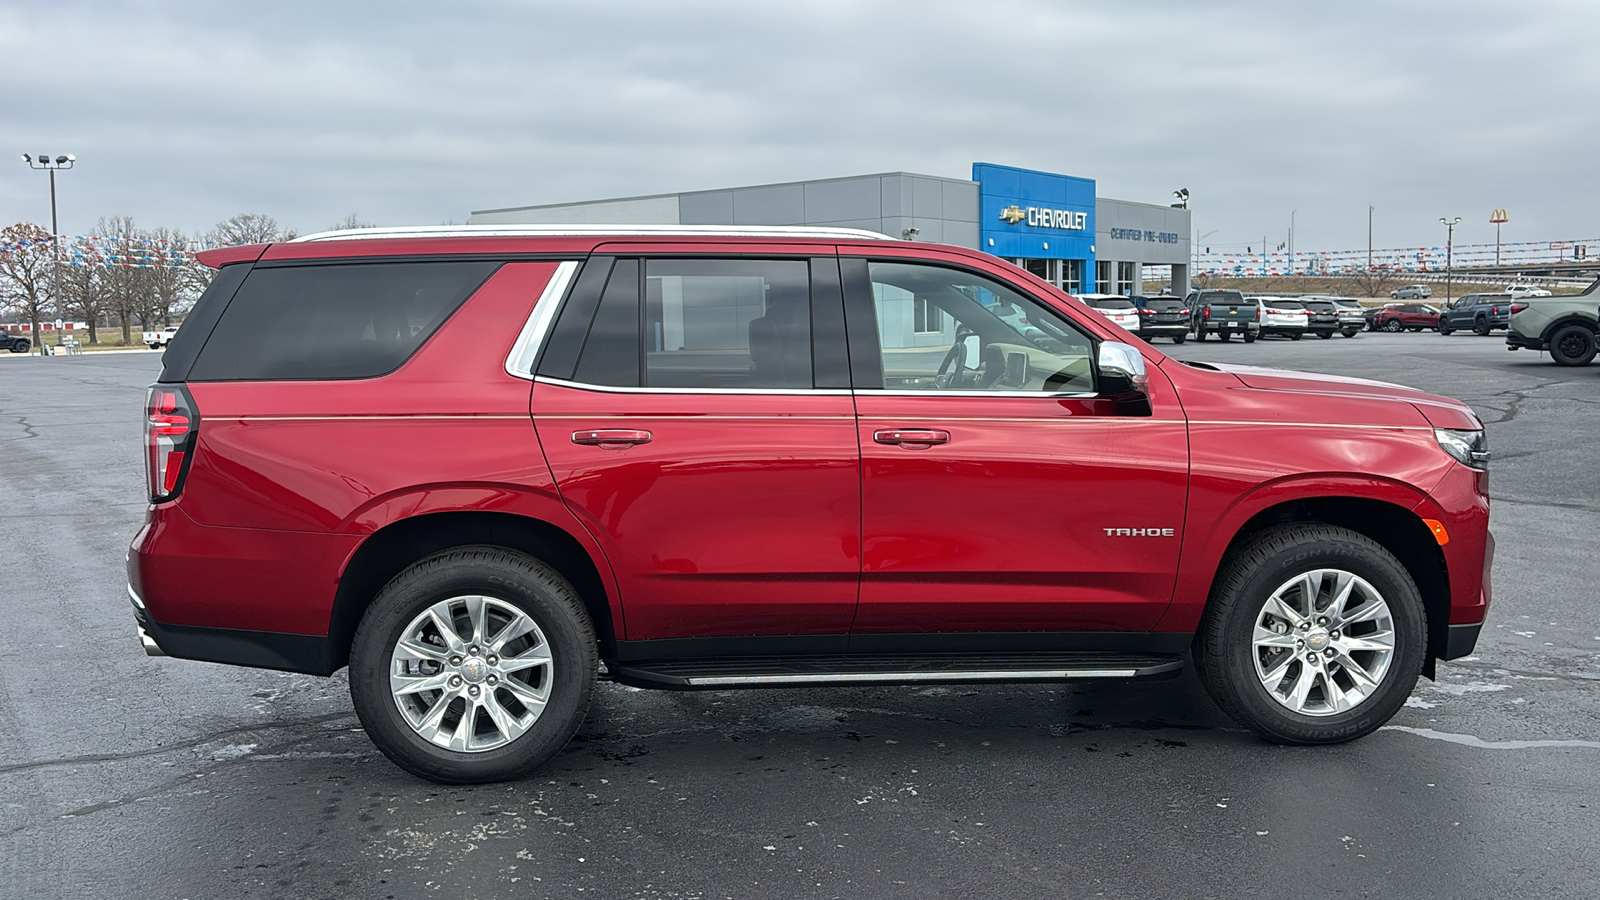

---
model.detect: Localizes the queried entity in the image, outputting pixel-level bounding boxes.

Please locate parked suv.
[1374,304,1441,333]
[1438,293,1513,335]
[1391,284,1432,300]
[4,332,30,353]
[1505,279,1599,366]
[1253,297,1310,340]
[1324,297,1366,337]
[1131,295,1190,343]
[1078,294,1141,331]
[130,226,1493,784]
[1299,298,1342,339]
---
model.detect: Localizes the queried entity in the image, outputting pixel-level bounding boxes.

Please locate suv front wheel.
[349,546,597,784]
[1195,525,1424,744]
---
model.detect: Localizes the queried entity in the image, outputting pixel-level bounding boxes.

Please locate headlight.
[1434,428,1490,469]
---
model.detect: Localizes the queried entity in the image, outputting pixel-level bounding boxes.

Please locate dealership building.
[470,163,1192,296]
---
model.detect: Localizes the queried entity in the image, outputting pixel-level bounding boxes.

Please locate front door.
[533,254,860,641]
[841,254,1190,635]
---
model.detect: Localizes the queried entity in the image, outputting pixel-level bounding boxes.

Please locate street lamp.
[1440,216,1461,305]
[21,153,76,354]
[1172,188,1189,209]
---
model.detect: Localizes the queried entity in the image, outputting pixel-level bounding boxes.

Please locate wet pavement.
[2,332,1596,899]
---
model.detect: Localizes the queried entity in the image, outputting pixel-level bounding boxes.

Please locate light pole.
[21,153,76,354]
[1440,216,1461,305]
[1368,206,1374,273]
[1288,209,1297,277]
[1490,209,1508,266]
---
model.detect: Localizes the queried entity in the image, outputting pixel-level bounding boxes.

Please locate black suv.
[4,332,30,353]
[1131,295,1190,343]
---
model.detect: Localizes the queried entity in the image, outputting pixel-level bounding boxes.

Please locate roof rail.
[292,224,895,243]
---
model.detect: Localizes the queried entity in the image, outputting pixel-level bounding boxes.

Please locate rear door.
[531,252,861,641]
[841,252,1189,635]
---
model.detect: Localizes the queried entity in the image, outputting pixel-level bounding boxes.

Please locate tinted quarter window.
[574,259,641,387]
[188,261,498,381]
[643,259,813,389]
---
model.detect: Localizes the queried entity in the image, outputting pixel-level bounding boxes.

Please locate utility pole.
[1367,206,1373,273]
[1289,209,1297,278]
[21,153,76,355]
[1440,216,1461,305]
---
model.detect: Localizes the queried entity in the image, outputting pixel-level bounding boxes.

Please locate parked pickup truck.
[1185,289,1259,342]
[143,326,179,349]
[1438,294,1513,336]
[1505,279,1599,366]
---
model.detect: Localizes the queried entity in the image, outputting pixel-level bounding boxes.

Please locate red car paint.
[131,232,1491,674]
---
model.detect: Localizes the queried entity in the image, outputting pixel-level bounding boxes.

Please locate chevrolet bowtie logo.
[999,205,1026,225]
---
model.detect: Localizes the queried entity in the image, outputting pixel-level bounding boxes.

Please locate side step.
[608,652,1184,690]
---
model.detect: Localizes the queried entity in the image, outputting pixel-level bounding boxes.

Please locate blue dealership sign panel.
[974,162,1096,266]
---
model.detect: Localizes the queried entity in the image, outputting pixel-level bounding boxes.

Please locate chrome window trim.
[860,388,1099,399]
[504,260,580,381]
[295,224,892,243]
[535,376,852,397]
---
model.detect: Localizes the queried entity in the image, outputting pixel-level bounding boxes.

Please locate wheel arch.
[1202,496,1451,676]
[1540,314,1599,344]
[328,511,619,671]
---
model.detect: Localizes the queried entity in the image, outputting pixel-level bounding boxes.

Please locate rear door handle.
[873,429,950,448]
[572,429,653,449]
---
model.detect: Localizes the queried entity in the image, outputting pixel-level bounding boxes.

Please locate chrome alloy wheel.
[390,595,554,752]
[1251,569,1396,717]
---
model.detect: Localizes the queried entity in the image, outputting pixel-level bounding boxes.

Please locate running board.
[608,652,1184,690]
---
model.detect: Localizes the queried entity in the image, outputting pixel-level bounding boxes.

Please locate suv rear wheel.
[1195,525,1424,744]
[1548,323,1597,367]
[348,546,596,783]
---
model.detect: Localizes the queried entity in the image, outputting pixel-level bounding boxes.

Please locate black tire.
[1473,317,1490,336]
[1407,327,1422,333]
[1547,323,1596,367]
[1384,319,1402,333]
[1289,332,1302,341]
[1438,320,1453,335]
[1242,332,1257,344]
[7,339,27,353]
[1172,333,1186,345]
[1195,525,1426,745]
[1341,328,1358,338]
[1318,331,1332,339]
[1195,328,1207,342]
[1219,330,1232,342]
[348,546,597,784]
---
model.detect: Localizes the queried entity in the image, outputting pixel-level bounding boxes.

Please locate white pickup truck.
[143,326,179,349]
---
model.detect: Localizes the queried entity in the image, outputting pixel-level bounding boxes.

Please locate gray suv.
[1391,284,1432,300]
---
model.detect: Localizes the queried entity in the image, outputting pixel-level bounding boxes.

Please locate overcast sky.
[4,0,1597,252]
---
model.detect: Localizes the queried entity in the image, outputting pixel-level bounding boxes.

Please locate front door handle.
[873,429,950,448]
[572,429,653,449]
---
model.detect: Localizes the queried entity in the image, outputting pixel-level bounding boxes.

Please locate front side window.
[867,261,1095,393]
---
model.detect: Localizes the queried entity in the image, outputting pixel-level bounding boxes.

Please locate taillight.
[1203,307,1211,320]
[1491,306,1499,315]
[1254,306,1261,320]
[145,385,197,503]
[1510,303,1527,314]
[1138,308,1154,316]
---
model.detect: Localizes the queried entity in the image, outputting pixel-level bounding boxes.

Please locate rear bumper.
[1505,330,1543,350]
[132,593,336,674]
[1139,324,1190,337]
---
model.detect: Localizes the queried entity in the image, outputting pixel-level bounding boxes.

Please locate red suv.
[1374,304,1441,332]
[130,227,1493,783]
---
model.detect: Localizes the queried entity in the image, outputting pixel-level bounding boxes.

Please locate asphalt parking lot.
[2,332,1597,900]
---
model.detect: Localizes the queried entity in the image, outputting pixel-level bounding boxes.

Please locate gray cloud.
[3,0,1595,253]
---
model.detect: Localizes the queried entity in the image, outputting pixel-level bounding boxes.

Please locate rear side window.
[188,261,498,381]
[644,259,813,389]
[1199,291,1248,306]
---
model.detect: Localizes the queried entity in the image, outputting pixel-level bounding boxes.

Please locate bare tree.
[144,226,196,326]
[1347,267,1402,299]
[95,215,151,343]
[328,213,374,231]
[0,222,55,351]
[207,213,297,246]
[59,258,110,344]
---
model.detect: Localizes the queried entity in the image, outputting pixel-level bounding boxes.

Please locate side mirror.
[1096,341,1148,395]
[1096,342,1151,415]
